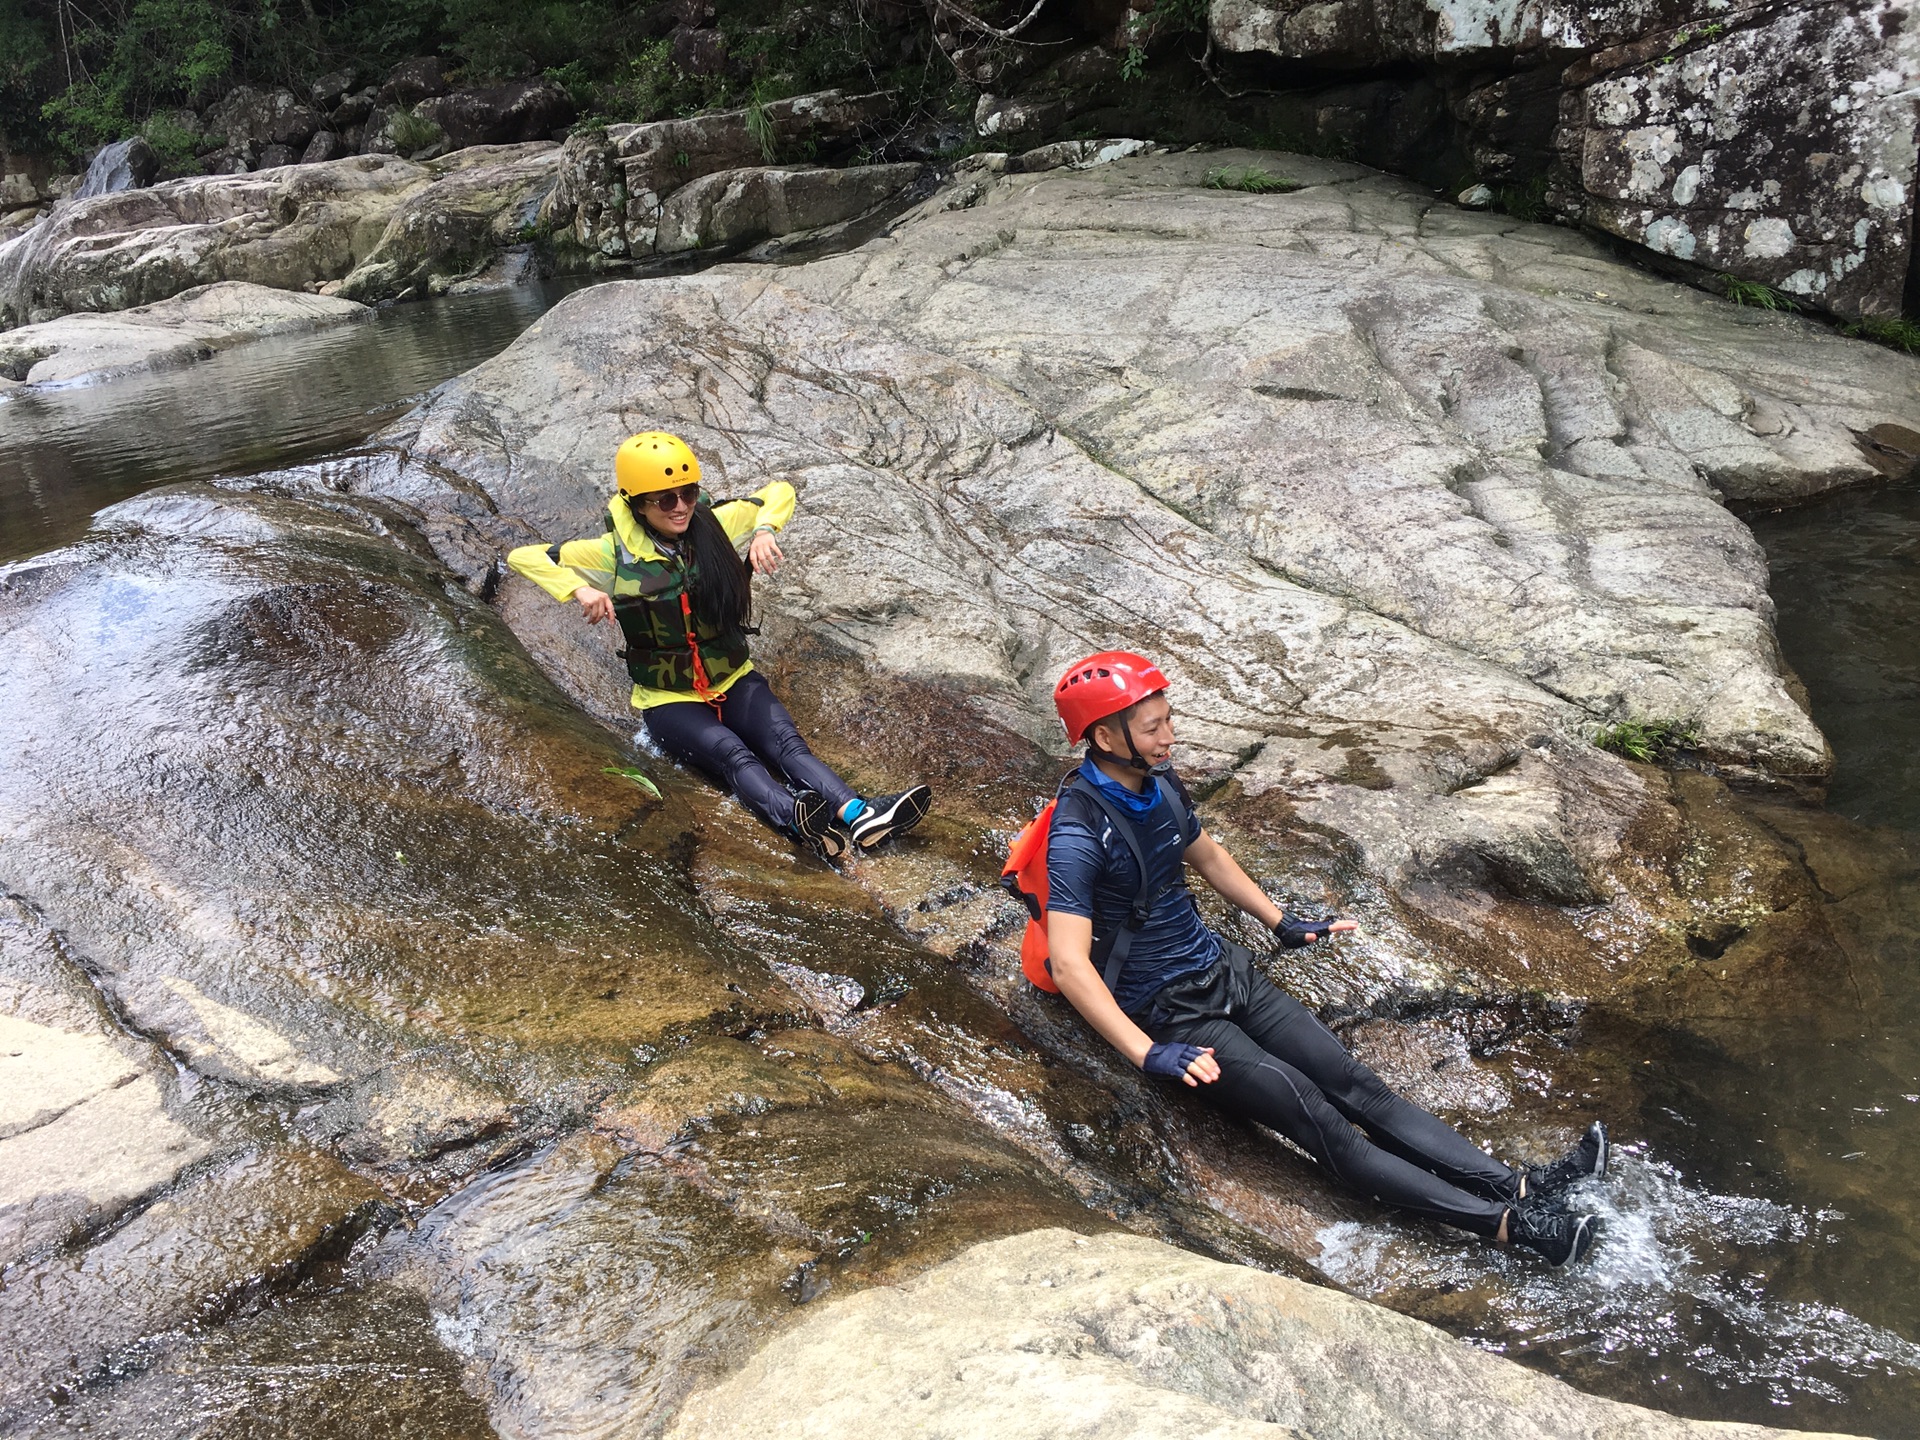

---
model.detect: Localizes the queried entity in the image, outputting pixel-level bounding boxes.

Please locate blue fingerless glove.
[1274,913,1338,949]
[1142,1041,1206,1079]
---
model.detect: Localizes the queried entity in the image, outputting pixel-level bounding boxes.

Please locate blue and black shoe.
[847,785,932,849]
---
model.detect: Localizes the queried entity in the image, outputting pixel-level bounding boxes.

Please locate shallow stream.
[3,285,1919,1436]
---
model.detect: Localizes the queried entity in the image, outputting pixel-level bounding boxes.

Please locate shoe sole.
[852,787,931,849]
[1561,1213,1599,1268]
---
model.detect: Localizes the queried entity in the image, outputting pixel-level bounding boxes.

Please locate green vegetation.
[1841,316,1920,354]
[601,765,662,799]
[1591,719,1702,764]
[1493,174,1551,223]
[1203,165,1301,194]
[1719,273,1796,310]
[3,0,952,167]
[744,89,778,164]
[1122,0,1208,81]
[387,105,443,154]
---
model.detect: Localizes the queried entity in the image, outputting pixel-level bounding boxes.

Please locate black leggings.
[1144,945,1515,1237]
[642,670,858,833]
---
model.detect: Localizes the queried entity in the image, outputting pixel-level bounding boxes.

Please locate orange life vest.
[1000,772,1194,994]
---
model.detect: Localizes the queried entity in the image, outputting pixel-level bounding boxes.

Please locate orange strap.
[679,592,722,711]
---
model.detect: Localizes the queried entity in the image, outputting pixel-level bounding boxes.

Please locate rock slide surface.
[373,148,1920,1007]
[3,147,1916,1436]
[663,1227,1864,1439]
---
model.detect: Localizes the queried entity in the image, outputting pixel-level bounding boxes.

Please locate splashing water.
[1317,1146,1920,1411]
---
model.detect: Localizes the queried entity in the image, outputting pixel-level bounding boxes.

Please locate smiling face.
[634,483,700,537]
[1089,692,1175,768]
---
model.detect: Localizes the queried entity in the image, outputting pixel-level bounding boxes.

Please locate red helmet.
[1053,650,1170,743]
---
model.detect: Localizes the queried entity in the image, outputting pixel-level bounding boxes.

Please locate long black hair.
[630,495,753,633]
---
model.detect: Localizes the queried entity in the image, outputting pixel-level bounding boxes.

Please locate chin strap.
[1091,717,1161,772]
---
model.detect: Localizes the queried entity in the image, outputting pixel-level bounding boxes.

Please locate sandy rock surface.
[0,280,368,385]
[662,1227,1865,1440]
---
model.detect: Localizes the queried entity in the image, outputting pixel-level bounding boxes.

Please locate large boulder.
[334,143,563,301]
[1552,3,1920,318]
[662,1228,1865,1440]
[202,85,322,167]
[0,281,367,385]
[653,162,925,254]
[414,77,577,150]
[541,88,896,259]
[368,149,1920,1011]
[0,149,561,326]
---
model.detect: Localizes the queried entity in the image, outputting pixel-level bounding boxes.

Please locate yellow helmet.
[614,431,703,496]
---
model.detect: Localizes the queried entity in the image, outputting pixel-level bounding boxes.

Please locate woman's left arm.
[715,481,797,577]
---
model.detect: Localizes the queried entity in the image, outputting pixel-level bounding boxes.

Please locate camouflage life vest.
[604,505,752,697]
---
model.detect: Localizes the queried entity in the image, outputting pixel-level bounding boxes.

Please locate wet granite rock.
[75,136,159,199]
[663,1228,1868,1440]
[368,149,1920,1010]
[0,280,368,386]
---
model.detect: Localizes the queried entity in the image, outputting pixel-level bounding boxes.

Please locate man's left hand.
[1275,914,1360,948]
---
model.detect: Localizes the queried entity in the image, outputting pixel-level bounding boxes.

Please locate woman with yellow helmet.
[506,431,931,857]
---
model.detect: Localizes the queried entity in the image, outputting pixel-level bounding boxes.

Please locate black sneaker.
[848,785,931,849]
[1508,1201,1600,1268]
[791,790,848,859]
[1526,1121,1609,1202]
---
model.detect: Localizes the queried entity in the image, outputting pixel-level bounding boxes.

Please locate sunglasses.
[639,483,702,512]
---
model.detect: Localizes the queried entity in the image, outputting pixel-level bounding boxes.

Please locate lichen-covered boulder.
[1552,2,1919,318]
[653,162,925,254]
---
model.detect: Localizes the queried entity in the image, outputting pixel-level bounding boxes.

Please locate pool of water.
[1752,481,1920,832]
[0,279,586,565]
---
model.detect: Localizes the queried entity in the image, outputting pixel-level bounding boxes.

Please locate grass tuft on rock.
[1719,274,1795,310]
[1203,165,1302,194]
[1841,316,1920,355]
[1591,719,1702,765]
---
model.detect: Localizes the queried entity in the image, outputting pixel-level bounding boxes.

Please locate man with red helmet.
[1042,650,1606,1267]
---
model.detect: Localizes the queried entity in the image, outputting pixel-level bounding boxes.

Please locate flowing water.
[1317,480,1920,1435]
[6,285,1920,1435]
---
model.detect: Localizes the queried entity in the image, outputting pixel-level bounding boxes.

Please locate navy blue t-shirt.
[1045,762,1220,1015]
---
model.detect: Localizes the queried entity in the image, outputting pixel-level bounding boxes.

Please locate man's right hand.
[1142,1042,1219,1087]
[575,587,615,625]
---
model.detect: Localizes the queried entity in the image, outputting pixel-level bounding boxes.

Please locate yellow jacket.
[507,480,797,711]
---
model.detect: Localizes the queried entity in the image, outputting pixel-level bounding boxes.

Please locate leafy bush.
[1494,174,1551,223]
[140,109,203,170]
[1591,719,1702,764]
[1203,165,1302,194]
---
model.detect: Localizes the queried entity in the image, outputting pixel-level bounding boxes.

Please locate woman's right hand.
[575,587,615,625]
